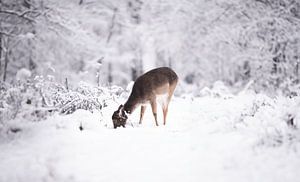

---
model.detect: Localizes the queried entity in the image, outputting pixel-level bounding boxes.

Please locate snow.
[2,0,300,181]
[1,92,300,182]
[16,68,32,81]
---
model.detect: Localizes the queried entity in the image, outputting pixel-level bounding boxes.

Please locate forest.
[0,0,300,182]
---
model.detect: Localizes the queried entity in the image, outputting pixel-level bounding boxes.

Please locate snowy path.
[0,95,300,182]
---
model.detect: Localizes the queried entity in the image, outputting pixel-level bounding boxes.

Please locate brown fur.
[112,67,178,128]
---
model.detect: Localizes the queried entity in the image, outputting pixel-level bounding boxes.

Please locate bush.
[0,76,123,123]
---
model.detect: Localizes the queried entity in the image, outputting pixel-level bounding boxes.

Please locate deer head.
[112,105,128,128]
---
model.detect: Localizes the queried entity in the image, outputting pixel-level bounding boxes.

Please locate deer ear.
[118,105,124,116]
[118,105,123,110]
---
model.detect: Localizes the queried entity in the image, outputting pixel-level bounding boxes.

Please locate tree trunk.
[3,50,9,82]
[295,61,300,84]
[28,37,36,71]
[168,57,172,68]
[106,8,117,44]
[139,58,143,75]
[0,0,2,77]
[0,34,2,77]
[65,78,69,91]
[296,61,299,76]
[131,66,137,81]
[108,62,112,84]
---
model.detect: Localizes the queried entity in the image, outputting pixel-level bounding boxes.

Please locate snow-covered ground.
[1,91,300,182]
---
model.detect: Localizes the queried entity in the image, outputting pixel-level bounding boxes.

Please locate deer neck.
[123,96,139,114]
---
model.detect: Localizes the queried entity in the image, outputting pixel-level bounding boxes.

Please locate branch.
[23,0,39,9]
[0,31,16,37]
[20,9,41,17]
[0,10,36,22]
[211,5,233,24]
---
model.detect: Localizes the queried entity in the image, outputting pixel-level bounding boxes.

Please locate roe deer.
[112,67,178,128]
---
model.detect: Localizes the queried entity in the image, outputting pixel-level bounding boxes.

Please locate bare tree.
[0,0,41,81]
[106,8,118,44]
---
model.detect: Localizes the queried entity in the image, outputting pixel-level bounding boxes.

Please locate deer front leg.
[139,105,146,124]
[150,100,158,126]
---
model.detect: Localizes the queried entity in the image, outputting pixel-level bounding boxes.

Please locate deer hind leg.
[162,102,169,125]
[139,105,146,124]
[150,100,159,126]
[162,95,171,125]
[163,82,177,125]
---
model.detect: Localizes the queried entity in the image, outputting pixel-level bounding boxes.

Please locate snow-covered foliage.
[0,77,123,124]
[177,82,300,147]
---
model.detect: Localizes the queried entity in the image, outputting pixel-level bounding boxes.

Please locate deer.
[112,67,178,128]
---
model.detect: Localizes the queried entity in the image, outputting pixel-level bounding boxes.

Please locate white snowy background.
[1,0,300,182]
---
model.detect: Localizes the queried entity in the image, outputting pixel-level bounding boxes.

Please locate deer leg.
[162,96,171,125]
[163,84,177,125]
[150,100,158,126]
[139,105,146,124]
[162,104,168,125]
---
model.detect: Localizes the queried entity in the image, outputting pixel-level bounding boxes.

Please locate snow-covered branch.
[0,10,37,22]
